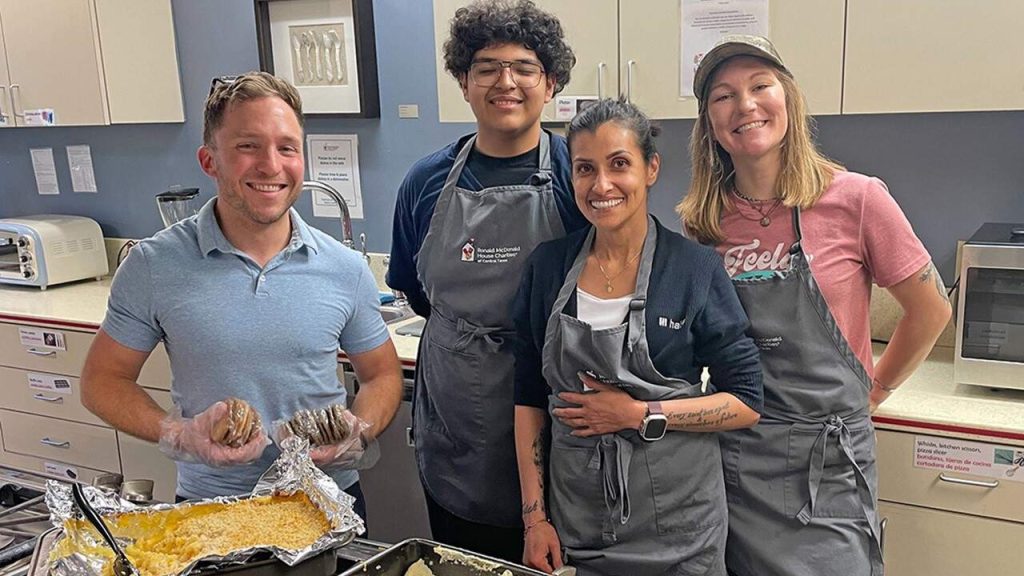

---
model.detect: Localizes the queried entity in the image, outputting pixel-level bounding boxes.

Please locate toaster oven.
[954,222,1024,391]
[0,215,108,289]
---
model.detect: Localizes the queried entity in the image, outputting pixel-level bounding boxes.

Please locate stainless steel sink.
[380,304,416,324]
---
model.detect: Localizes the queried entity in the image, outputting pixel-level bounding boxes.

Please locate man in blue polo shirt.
[81,72,403,518]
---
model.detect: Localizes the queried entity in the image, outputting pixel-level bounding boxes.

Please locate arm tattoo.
[918,261,950,302]
[521,429,547,517]
[667,399,740,429]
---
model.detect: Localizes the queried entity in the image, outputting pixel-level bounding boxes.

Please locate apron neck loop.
[788,205,804,255]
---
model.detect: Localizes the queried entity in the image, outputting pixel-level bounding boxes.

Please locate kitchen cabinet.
[876,429,1024,575]
[0,321,176,501]
[0,0,183,127]
[432,0,844,122]
[844,0,1024,114]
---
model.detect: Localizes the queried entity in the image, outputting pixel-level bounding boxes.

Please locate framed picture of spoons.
[255,0,380,117]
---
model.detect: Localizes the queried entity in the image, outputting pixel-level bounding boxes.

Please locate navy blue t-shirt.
[387,131,587,317]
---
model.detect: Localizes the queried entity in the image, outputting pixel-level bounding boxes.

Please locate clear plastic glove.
[273,407,379,470]
[158,402,270,467]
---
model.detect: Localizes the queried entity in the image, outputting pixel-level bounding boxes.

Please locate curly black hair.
[443,0,576,95]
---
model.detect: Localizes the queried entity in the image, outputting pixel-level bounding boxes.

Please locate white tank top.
[577,288,633,330]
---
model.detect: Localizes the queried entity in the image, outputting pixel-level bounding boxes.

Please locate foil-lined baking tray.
[44,437,361,576]
[338,539,550,576]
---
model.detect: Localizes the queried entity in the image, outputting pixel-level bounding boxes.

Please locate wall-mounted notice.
[681,0,770,98]
[914,435,1024,483]
[30,147,59,195]
[67,145,97,193]
[307,134,363,220]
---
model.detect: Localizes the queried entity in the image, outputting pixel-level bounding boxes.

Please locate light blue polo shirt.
[102,198,389,498]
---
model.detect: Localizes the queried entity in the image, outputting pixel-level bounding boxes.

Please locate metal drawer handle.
[879,517,888,558]
[33,393,64,403]
[26,348,57,357]
[938,473,999,488]
[40,437,71,449]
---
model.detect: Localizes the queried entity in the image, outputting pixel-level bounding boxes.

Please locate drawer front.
[119,389,176,503]
[0,366,106,426]
[0,323,94,376]
[0,409,120,472]
[877,429,1024,523]
[0,448,117,485]
[138,343,172,390]
[879,501,1024,576]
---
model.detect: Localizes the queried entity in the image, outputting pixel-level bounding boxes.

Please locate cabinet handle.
[10,84,24,119]
[33,393,64,404]
[26,348,57,357]
[597,62,606,99]
[879,516,888,558]
[938,472,999,488]
[40,437,71,449]
[625,60,636,102]
[0,86,8,123]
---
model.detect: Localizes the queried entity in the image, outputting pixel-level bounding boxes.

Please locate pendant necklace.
[734,187,782,227]
[595,249,643,293]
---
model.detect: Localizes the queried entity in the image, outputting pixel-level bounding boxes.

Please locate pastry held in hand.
[210,397,262,448]
[274,405,378,470]
[283,404,353,446]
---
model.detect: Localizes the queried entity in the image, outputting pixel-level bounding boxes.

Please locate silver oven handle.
[41,437,71,449]
[33,393,64,403]
[26,348,57,357]
[938,473,999,488]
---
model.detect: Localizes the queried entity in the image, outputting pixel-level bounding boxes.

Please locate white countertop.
[3,279,1023,442]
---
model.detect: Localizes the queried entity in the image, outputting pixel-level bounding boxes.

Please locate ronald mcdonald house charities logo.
[460,238,521,264]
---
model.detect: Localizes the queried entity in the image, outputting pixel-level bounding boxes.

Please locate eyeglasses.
[208,75,240,96]
[468,60,546,88]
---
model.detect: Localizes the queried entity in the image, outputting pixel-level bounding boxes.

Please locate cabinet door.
[879,501,1024,576]
[93,0,184,124]
[845,0,1024,113]
[433,0,618,123]
[620,0,844,119]
[0,0,108,126]
[0,9,11,127]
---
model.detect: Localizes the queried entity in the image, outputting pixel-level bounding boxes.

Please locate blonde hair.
[677,65,844,244]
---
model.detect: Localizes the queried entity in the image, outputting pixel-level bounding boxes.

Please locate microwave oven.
[954,223,1024,391]
[0,215,108,289]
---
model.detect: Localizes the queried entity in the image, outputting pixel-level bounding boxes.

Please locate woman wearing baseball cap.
[679,35,951,575]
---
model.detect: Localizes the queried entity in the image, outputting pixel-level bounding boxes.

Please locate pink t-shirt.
[714,171,931,376]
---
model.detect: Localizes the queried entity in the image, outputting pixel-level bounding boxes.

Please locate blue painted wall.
[1,0,1022,280]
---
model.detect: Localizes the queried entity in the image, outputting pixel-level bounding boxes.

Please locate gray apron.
[721,208,883,576]
[413,132,565,527]
[541,218,727,576]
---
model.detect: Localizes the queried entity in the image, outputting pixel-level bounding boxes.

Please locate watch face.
[642,415,668,441]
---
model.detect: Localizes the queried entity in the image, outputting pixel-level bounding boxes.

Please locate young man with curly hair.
[387,0,583,562]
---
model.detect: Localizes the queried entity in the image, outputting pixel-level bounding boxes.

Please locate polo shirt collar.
[196,197,320,257]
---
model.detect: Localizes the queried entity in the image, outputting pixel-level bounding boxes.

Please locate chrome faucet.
[302,180,354,249]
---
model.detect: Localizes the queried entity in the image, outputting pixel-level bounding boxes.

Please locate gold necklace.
[595,249,643,293]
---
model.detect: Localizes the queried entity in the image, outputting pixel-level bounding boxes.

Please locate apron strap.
[796,414,883,567]
[589,434,633,545]
[455,317,510,352]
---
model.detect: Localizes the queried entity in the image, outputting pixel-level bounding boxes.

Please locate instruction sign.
[914,435,1024,482]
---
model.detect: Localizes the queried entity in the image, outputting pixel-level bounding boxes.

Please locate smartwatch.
[639,401,667,442]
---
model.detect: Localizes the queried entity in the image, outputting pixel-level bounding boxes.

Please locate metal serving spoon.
[70,483,138,576]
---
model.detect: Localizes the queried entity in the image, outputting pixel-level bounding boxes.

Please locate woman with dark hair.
[387,0,585,562]
[681,35,951,575]
[512,97,763,575]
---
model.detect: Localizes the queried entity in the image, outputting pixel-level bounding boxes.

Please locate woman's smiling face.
[706,56,789,166]
[571,121,660,232]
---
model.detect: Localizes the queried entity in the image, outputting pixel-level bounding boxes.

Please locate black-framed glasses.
[208,75,240,96]
[468,60,546,88]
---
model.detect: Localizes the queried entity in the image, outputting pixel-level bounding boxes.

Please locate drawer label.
[18,327,67,351]
[914,436,1024,482]
[27,372,73,395]
[43,461,79,480]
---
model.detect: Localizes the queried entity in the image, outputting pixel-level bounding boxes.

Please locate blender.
[155,187,201,227]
